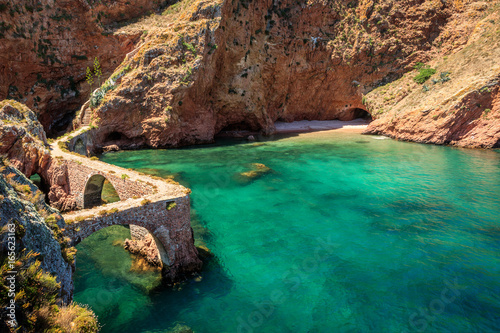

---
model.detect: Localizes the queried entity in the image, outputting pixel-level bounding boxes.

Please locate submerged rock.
[167,324,195,333]
[235,163,272,184]
[124,230,162,267]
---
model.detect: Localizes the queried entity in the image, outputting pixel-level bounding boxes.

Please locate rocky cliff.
[0,100,50,176]
[0,100,78,211]
[73,0,500,150]
[2,0,499,148]
[0,163,74,303]
[364,6,500,148]
[0,0,166,135]
[0,163,100,331]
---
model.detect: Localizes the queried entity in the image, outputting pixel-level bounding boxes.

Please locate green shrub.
[414,63,436,84]
[89,81,115,108]
[0,251,98,331]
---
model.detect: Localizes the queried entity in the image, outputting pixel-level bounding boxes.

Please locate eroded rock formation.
[0,100,77,210]
[74,0,499,149]
[0,164,74,303]
[0,100,50,175]
[0,0,157,135]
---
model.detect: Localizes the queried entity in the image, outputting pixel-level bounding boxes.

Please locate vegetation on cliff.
[0,252,98,332]
[68,0,500,150]
[0,161,99,332]
[364,3,500,148]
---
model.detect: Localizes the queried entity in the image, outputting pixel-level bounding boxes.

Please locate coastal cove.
[74,131,500,333]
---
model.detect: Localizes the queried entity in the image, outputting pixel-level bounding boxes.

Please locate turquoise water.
[74,132,500,332]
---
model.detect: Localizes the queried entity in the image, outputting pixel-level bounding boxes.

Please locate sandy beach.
[274,119,370,133]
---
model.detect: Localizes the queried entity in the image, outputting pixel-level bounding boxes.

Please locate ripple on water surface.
[74,132,500,332]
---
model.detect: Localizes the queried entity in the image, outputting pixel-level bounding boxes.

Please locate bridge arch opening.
[29,173,50,204]
[73,224,169,270]
[83,174,120,209]
[73,225,166,291]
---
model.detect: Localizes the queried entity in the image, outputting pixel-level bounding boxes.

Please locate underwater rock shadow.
[131,250,236,331]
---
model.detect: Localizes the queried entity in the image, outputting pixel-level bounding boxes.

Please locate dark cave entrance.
[219,121,256,132]
[29,173,50,204]
[106,131,123,142]
[351,108,372,120]
[216,121,259,137]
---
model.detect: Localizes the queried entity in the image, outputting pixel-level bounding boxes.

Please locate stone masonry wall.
[63,196,202,282]
[67,130,95,157]
[64,160,154,209]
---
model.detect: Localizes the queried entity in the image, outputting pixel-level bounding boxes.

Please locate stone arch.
[72,223,170,268]
[74,138,86,156]
[29,173,50,203]
[83,174,120,209]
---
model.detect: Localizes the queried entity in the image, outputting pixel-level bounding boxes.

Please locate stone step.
[82,110,91,125]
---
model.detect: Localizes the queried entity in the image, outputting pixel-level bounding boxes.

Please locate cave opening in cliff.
[216,121,258,137]
[352,108,372,120]
[83,175,120,209]
[29,173,50,204]
[106,131,124,142]
[74,138,87,156]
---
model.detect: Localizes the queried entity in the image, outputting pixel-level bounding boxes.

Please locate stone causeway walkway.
[50,126,189,221]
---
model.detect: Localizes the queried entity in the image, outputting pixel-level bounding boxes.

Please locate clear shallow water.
[74,132,500,332]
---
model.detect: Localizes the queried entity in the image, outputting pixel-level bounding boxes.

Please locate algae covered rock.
[236,163,272,184]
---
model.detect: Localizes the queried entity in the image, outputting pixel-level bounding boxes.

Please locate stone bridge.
[63,159,153,209]
[51,128,202,282]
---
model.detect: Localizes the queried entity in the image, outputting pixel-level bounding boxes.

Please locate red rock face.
[0,100,50,175]
[89,0,492,149]
[362,7,500,149]
[365,81,500,148]
[3,0,497,148]
[42,160,78,212]
[0,0,145,135]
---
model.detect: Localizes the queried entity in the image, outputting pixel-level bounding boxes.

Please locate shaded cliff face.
[0,0,150,135]
[0,100,78,210]
[85,0,495,149]
[0,164,99,332]
[0,164,74,303]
